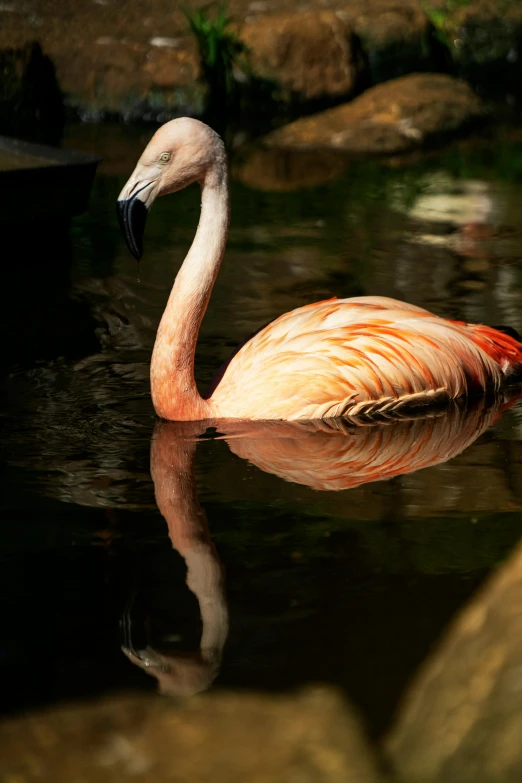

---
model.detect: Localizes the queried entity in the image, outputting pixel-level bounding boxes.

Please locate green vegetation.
[422,0,514,30]
[421,0,471,38]
[183,2,248,102]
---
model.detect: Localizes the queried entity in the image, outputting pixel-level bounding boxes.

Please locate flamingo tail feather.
[466,323,522,382]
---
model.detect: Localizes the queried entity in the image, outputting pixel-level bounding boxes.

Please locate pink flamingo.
[117,118,522,422]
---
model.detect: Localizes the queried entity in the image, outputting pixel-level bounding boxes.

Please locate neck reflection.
[122,420,228,697]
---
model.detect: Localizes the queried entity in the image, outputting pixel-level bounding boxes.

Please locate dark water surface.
[2,123,522,739]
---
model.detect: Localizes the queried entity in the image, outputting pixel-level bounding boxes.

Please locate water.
[2,123,522,741]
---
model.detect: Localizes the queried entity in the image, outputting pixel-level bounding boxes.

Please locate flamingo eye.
[159,152,171,163]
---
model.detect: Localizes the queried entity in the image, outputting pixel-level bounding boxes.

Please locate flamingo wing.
[210,296,522,421]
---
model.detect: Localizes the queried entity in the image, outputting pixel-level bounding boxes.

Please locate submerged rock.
[264,73,483,155]
[240,11,364,103]
[387,541,522,783]
[0,687,383,782]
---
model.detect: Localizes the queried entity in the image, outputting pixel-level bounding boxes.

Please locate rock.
[144,45,201,90]
[264,73,483,155]
[338,0,433,83]
[451,0,522,65]
[424,0,522,92]
[232,147,347,191]
[240,11,363,102]
[387,541,522,783]
[0,41,64,144]
[0,0,517,120]
[0,687,384,782]
[58,39,203,119]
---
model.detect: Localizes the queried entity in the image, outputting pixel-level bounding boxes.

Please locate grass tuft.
[184,2,249,101]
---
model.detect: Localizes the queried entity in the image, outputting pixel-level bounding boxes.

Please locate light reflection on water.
[2,124,522,744]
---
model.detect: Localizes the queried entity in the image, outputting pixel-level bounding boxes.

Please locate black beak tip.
[117,197,148,261]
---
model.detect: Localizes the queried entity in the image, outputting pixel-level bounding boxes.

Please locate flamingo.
[117,118,522,422]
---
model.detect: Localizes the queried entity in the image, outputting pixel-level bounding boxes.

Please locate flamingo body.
[118,118,522,423]
[209,296,522,421]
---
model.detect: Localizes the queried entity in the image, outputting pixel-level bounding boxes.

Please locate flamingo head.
[117,117,226,260]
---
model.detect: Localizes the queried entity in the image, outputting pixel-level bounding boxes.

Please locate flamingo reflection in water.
[122,422,229,697]
[122,392,521,695]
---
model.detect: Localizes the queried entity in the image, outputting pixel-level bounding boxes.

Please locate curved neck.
[151,166,230,420]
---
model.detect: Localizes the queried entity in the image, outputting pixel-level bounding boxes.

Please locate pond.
[2,122,522,743]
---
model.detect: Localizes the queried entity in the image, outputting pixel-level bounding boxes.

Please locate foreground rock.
[265,74,483,155]
[0,687,383,782]
[240,11,363,103]
[387,541,522,783]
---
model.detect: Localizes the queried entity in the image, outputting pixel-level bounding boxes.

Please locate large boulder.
[58,38,203,119]
[0,687,383,783]
[240,11,364,103]
[264,73,483,155]
[0,2,205,120]
[338,0,433,83]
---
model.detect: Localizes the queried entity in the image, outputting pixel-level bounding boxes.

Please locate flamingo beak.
[117,195,148,261]
[117,172,158,261]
